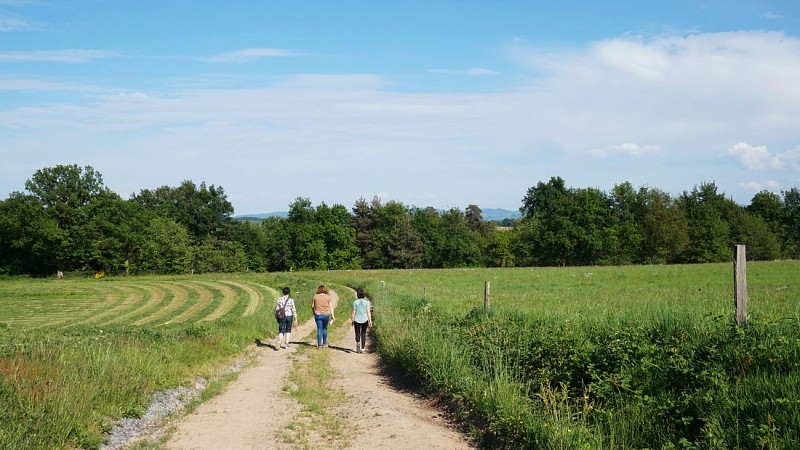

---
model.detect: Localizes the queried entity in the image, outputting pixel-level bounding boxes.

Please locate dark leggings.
[353,321,368,348]
[278,315,293,334]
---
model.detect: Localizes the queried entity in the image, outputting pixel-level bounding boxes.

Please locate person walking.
[311,285,335,349]
[350,288,372,353]
[275,287,298,350]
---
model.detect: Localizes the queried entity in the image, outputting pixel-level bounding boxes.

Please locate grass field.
[0,274,293,450]
[293,261,800,449]
[0,277,273,330]
[1,262,798,449]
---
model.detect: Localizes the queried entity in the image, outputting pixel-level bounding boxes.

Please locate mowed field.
[1,263,799,449]
[0,276,279,330]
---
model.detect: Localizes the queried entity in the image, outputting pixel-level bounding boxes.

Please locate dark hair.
[282,287,290,295]
[356,288,365,299]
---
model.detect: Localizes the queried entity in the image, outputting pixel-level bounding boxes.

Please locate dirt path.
[165,291,473,450]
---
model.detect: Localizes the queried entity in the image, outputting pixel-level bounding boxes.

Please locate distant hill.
[233,211,288,222]
[481,208,521,221]
[235,208,520,222]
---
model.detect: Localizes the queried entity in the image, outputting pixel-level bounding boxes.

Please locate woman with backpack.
[350,288,372,353]
[275,287,298,350]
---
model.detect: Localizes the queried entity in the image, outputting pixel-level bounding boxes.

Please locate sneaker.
[285,343,291,349]
[316,345,322,350]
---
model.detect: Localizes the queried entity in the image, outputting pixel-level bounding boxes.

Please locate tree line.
[1,165,798,276]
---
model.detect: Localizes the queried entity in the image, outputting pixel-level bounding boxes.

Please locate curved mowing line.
[211,281,251,318]
[132,283,180,326]
[232,281,266,317]
[162,282,214,325]
[195,281,238,322]
[103,283,166,325]
[140,283,190,326]
[30,285,126,330]
[82,285,148,327]
[249,282,282,313]
[2,284,108,330]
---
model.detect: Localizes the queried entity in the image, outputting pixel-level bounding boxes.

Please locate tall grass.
[306,261,800,449]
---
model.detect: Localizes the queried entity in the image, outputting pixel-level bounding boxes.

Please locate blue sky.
[1,1,799,215]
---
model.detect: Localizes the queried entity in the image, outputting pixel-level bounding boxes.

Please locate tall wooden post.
[734,245,747,326]
[484,281,491,311]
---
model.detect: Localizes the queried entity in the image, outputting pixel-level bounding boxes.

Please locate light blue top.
[353,298,371,324]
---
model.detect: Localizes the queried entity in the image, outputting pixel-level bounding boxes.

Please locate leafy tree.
[0,193,57,274]
[465,204,484,231]
[286,197,325,270]
[411,206,443,268]
[25,164,104,227]
[192,237,247,273]
[351,197,376,268]
[386,214,424,268]
[228,220,271,271]
[134,180,234,242]
[783,188,800,258]
[135,216,193,274]
[485,228,515,267]
[520,177,611,266]
[464,204,498,265]
[23,164,108,271]
[367,200,411,268]
[638,187,689,263]
[81,190,149,273]
[607,182,645,265]
[316,202,360,270]
[510,216,540,267]
[677,182,735,263]
[729,210,781,261]
[520,176,574,265]
[571,187,613,265]
[261,216,290,271]
[285,198,359,270]
[437,208,482,268]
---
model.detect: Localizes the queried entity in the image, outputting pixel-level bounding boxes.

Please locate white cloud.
[740,181,763,191]
[728,143,800,171]
[2,31,800,213]
[0,74,103,92]
[739,180,782,193]
[728,142,782,170]
[779,146,800,170]
[609,143,659,156]
[204,48,307,63]
[0,49,118,63]
[587,143,659,158]
[767,180,782,190]
[426,68,499,76]
[0,14,31,31]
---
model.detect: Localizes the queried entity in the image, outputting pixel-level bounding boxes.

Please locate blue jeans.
[314,314,330,346]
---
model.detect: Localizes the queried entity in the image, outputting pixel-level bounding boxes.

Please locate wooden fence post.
[734,245,747,326]
[484,281,491,311]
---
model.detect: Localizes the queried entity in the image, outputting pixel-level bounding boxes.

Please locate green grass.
[0,274,282,450]
[291,261,800,449]
[2,263,798,449]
